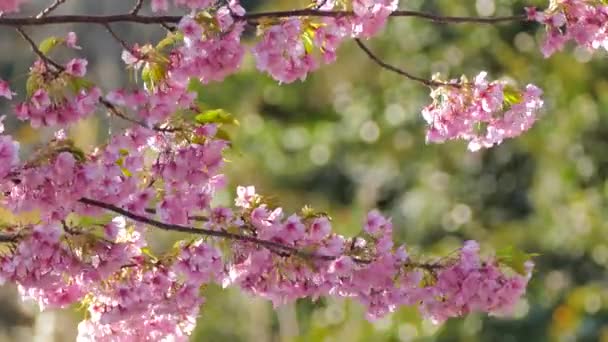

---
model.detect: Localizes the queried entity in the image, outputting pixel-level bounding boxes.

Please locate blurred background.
[1,0,608,341]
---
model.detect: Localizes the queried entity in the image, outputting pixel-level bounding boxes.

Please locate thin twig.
[36,0,67,19]
[15,26,65,71]
[0,233,21,243]
[160,22,176,32]
[354,39,453,88]
[99,98,147,126]
[100,98,183,133]
[130,0,144,15]
[103,23,132,52]
[0,10,527,27]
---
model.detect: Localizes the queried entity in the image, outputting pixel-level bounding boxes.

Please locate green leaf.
[120,167,132,177]
[141,62,166,90]
[156,31,184,51]
[141,247,158,260]
[194,109,239,126]
[496,246,538,275]
[215,128,232,142]
[67,77,94,94]
[25,74,42,97]
[38,36,64,55]
[503,86,523,106]
[302,30,315,55]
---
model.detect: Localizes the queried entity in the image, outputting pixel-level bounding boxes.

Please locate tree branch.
[0,233,21,243]
[130,0,144,15]
[15,26,65,71]
[78,197,442,271]
[0,10,527,27]
[36,0,67,19]
[354,39,455,88]
[78,197,338,261]
[103,23,133,52]
[99,98,183,133]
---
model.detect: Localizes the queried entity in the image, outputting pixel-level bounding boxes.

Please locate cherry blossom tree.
[0,0,604,340]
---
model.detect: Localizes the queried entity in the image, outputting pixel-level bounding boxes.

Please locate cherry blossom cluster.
[0,219,144,311]
[77,265,203,341]
[13,57,100,128]
[251,0,398,82]
[226,191,532,321]
[422,72,544,151]
[0,115,534,340]
[0,115,19,179]
[528,0,608,57]
[173,14,246,85]
[148,0,400,84]
[0,0,563,340]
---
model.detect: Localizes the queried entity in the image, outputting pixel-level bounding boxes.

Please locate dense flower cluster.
[0,116,19,179]
[77,266,202,341]
[0,117,534,339]
[0,1,564,340]
[422,72,544,151]
[13,58,101,128]
[528,0,608,57]
[0,220,144,311]
[252,18,320,83]
[172,14,246,85]
[352,0,399,38]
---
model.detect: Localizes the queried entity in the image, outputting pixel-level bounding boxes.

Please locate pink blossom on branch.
[422,72,544,151]
[0,79,15,100]
[0,118,535,340]
[0,1,547,339]
[528,0,608,57]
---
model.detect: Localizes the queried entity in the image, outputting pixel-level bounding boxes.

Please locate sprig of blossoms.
[528,0,608,57]
[14,58,100,128]
[0,115,535,340]
[422,72,544,151]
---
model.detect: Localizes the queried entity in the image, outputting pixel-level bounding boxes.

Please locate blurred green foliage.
[1,0,608,341]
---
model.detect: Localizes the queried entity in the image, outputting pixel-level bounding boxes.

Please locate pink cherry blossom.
[0,2,543,340]
[0,134,18,178]
[0,79,15,100]
[423,72,543,151]
[252,18,319,83]
[529,1,608,57]
[151,0,169,12]
[66,32,82,50]
[65,58,88,77]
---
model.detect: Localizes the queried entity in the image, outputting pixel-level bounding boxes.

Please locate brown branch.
[103,23,133,52]
[15,26,65,71]
[99,98,147,127]
[79,197,338,261]
[354,39,455,88]
[0,10,527,27]
[99,98,183,133]
[130,0,144,15]
[78,197,442,271]
[0,233,21,243]
[36,0,67,19]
